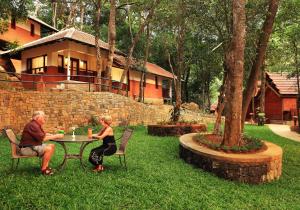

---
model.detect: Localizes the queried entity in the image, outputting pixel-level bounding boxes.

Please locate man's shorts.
[19,144,46,157]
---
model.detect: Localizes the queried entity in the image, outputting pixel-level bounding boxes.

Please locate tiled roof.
[0,28,174,79]
[28,15,58,32]
[267,72,298,95]
[111,54,174,78]
[14,28,111,52]
[146,62,173,79]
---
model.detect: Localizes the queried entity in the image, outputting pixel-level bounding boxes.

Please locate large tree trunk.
[241,0,279,128]
[260,64,266,113]
[293,41,300,130]
[94,0,102,91]
[172,0,186,122]
[80,1,85,30]
[66,1,78,28]
[106,0,116,91]
[222,0,246,147]
[183,67,190,102]
[118,0,160,94]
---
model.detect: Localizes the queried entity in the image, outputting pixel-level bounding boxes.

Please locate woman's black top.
[103,135,116,146]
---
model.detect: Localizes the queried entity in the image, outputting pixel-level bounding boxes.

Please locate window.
[30,24,35,36]
[27,55,47,74]
[26,58,32,74]
[58,55,64,73]
[79,60,87,73]
[155,76,158,89]
[11,17,16,29]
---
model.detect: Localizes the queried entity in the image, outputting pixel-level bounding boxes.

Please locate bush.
[89,115,99,126]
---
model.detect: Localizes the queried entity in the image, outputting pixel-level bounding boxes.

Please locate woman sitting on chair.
[89,115,117,172]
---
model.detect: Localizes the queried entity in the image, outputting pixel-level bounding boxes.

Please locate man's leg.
[41,144,55,171]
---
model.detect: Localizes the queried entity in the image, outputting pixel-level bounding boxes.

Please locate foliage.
[88,115,100,127]
[0,125,300,209]
[268,0,300,73]
[0,0,32,34]
[195,133,264,153]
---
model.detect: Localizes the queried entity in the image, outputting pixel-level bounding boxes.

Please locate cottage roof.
[267,72,298,95]
[145,62,173,79]
[0,28,174,79]
[8,27,114,53]
[28,15,58,32]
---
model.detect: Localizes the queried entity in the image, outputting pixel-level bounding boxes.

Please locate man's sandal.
[42,167,54,175]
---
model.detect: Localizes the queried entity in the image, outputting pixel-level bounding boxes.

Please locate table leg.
[79,141,93,170]
[56,142,68,171]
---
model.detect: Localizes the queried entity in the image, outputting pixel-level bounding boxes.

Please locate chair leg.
[119,155,121,165]
[11,158,19,172]
[123,155,127,170]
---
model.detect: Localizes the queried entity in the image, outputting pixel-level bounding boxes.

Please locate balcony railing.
[0,71,128,93]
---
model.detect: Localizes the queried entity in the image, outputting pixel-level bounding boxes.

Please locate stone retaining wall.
[0,90,171,133]
[0,90,215,134]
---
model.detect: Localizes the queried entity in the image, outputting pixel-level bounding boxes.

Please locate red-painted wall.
[265,87,282,120]
[21,66,66,90]
[21,66,166,101]
[127,80,163,99]
[0,20,40,45]
[282,98,297,111]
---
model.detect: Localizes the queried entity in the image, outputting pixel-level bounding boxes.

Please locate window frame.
[26,55,47,74]
[58,55,65,73]
[11,17,16,29]
[30,24,35,36]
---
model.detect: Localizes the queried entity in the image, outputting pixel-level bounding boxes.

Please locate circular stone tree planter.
[179,133,282,184]
[148,124,207,136]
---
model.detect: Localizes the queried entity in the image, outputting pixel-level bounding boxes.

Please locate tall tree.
[0,0,31,34]
[172,0,186,122]
[94,0,103,91]
[222,0,246,146]
[241,0,280,127]
[52,0,58,28]
[106,0,116,91]
[66,1,78,28]
[260,64,266,114]
[139,23,150,102]
[117,0,160,94]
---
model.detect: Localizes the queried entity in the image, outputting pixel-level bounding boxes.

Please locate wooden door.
[70,58,79,80]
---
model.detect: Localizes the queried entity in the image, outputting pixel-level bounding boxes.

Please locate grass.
[0,125,300,209]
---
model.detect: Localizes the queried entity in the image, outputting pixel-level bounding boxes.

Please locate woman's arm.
[94,127,113,140]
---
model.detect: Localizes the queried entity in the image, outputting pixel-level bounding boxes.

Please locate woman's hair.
[100,115,112,125]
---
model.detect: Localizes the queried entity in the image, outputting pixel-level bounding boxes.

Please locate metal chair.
[2,128,39,172]
[115,128,133,170]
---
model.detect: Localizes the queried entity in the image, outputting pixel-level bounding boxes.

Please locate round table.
[51,135,98,171]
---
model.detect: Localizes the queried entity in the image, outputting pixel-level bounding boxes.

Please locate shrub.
[89,115,99,126]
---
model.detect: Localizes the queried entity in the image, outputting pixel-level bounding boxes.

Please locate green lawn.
[0,125,299,210]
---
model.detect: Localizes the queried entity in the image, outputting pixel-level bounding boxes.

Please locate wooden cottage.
[0,15,58,73]
[249,72,298,123]
[0,28,173,104]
